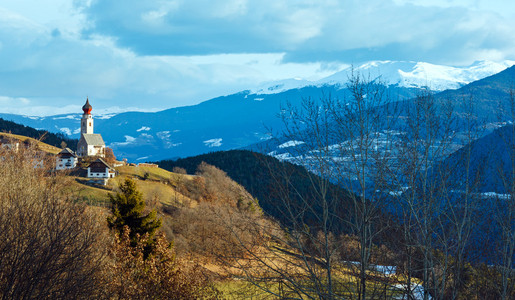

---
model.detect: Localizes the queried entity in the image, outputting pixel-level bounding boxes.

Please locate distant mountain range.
[0,60,513,161]
[248,64,515,195]
[251,60,515,94]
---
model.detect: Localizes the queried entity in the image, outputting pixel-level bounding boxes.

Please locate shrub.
[0,146,108,299]
[106,226,219,299]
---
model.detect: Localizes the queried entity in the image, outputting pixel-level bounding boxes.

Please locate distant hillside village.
[0,98,158,185]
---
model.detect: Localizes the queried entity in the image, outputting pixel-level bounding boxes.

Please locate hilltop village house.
[54,99,117,184]
[87,158,116,178]
[56,148,78,170]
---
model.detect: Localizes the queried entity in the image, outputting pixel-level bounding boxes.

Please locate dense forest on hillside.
[0,117,77,150]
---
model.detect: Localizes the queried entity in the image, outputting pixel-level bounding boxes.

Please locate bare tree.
[387,90,488,300]
[208,71,510,299]
[211,72,401,299]
[491,89,515,300]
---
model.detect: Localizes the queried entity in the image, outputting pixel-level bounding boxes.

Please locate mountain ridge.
[1,60,514,161]
[250,60,515,94]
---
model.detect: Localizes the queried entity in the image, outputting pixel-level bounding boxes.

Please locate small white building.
[56,148,78,170]
[87,158,116,179]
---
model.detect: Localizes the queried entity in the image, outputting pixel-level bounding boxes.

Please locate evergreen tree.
[107,178,162,245]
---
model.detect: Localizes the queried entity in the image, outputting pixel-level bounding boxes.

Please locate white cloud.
[0,96,30,104]
[0,0,515,116]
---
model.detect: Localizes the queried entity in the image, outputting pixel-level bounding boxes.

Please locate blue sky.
[1,0,515,116]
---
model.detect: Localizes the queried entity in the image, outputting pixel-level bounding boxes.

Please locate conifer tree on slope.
[107,177,162,244]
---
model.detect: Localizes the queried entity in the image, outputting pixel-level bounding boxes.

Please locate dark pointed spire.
[82,97,92,114]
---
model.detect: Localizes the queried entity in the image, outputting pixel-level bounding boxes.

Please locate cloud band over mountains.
[0,0,514,115]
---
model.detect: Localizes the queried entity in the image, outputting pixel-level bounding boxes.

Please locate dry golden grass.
[66,177,115,207]
[0,132,61,154]
[68,165,197,209]
[116,165,194,181]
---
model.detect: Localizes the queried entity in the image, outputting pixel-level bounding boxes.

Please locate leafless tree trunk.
[390,90,486,299]
[493,89,515,300]
[328,73,398,300]
[220,71,400,299]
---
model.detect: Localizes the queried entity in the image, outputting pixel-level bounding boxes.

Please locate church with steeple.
[77,98,106,157]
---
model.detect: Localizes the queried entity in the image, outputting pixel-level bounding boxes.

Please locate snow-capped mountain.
[251,60,515,94]
[250,65,515,181]
[2,61,515,162]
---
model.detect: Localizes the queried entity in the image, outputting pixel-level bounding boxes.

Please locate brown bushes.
[164,202,268,264]
[105,227,218,299]
[0,146,108,299]
[0,146,218,299]
[173,162,258,208]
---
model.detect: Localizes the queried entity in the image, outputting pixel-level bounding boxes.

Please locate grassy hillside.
[0,117,78,150]
[69,164,197,207]
[0,132,62,154]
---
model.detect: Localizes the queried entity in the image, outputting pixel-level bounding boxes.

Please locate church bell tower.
[81,98,94,134]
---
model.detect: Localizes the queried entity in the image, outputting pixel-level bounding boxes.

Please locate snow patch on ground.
[124,135,136,142]
[110,134,157,148]
[137,126,151,132]
[203,138,222,147]
[156,131,181,148]
[59,127,72,135]
[156,131,170,139]
[250,78,313,94]
[393,283,430,300]
[53,115,79,120]
[321,60,515,91]
[479,192,511,199]
[96,113,117,120]
[110,135,136,147]
[278,140,305,148]
[373,265,397,275]
[274,153,292,160]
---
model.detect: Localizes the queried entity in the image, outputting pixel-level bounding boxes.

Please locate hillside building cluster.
[55,98,118,184]
[0,98,122,185]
